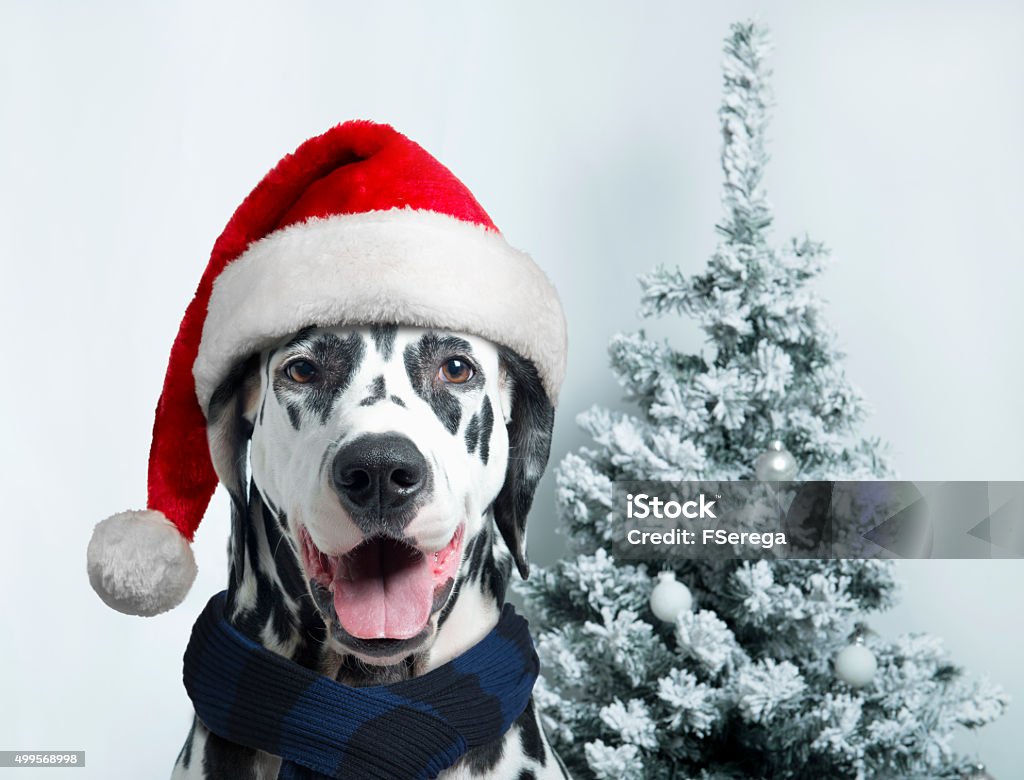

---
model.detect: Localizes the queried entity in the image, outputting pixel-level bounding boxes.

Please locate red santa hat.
[87,120,567,616]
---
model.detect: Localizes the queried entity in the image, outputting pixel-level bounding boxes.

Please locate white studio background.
[1,1,1022,776]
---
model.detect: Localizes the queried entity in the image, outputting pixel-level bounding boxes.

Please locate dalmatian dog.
[171,323,569,780]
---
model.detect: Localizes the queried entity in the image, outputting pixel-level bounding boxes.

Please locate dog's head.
[208,324,553,663]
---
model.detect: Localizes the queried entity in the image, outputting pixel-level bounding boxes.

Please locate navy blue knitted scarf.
[183,591,539,780]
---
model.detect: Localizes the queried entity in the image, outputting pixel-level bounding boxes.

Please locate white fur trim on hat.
[87,510,197,617]
[193,208,568,411]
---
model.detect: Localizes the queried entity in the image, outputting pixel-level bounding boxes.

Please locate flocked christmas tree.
[519,21,1007,780]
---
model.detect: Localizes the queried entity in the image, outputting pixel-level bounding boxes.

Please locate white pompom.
[649,571,693,623]
[87,509,197,617]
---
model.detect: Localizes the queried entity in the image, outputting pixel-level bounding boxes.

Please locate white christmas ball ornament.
[834,640,877,688]
[754,440,798,481]
[649,571,693,623]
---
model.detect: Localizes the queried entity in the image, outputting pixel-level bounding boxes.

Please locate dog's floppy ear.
[205,355,261,509]
[493,346,555,580]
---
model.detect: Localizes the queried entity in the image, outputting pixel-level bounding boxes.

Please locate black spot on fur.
[359,375,387,406]
[518,771,537,780]
[461,737,505,774]
[269,583,295,643]
[273,331,365,427]
[202,730,262,779]
[206,355,260,586]
[227,488,326,674]
[261,502,304,602]
[285,402,302,431]
[260,488,281,520]
[390,395,406,407]
[403,333,477,435]
[306,332,365,424]
[517,697,546,765]
[461,521,509,604]
[465,413,480,454]
[465,528,489,584]
[208,355,258,418]
[258,354,271,425]
[487,546,511,604]
[370,323,397,360]
[479,395,494,464]
[492,347,555,580]
[228,501,246,594]
[227,486,283,644]
[206,355,259,510]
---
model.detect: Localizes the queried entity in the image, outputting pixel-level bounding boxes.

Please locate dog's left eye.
[283,359,319,384]
[439,357,474,384]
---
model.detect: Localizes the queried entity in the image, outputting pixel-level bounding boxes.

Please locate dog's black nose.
[332,434,429,519]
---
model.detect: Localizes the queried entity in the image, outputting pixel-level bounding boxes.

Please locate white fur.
[193,208,567,412]
[87,509,197,616]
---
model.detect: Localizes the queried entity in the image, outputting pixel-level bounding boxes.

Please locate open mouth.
[299,524,464,643]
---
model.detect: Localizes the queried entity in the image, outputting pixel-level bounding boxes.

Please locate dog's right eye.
[283,359,319,384]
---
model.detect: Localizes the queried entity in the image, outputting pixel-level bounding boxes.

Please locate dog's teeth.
[434,551,440,563]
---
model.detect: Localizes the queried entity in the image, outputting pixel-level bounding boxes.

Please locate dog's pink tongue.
[332,539,433,640]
